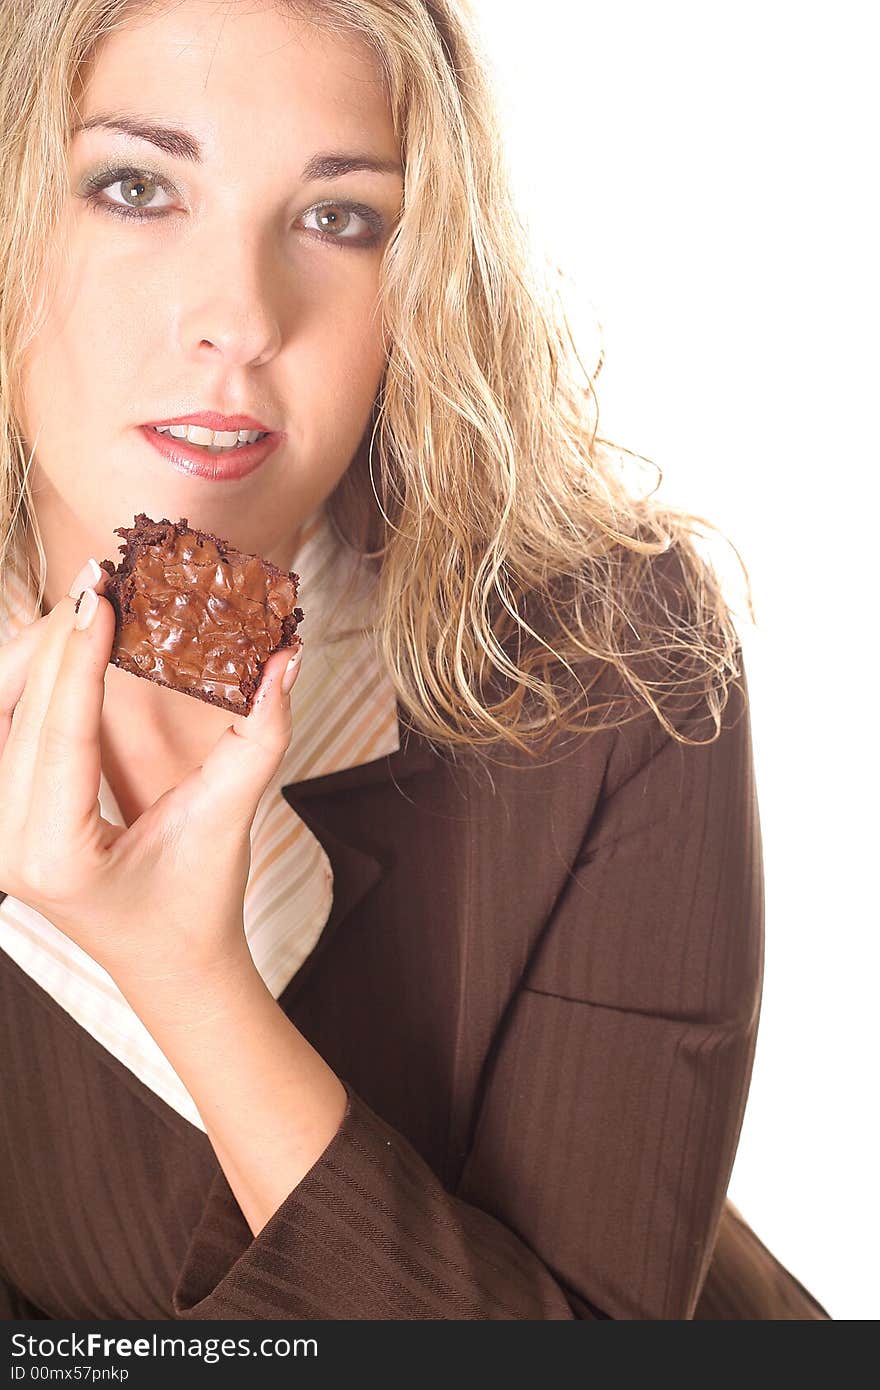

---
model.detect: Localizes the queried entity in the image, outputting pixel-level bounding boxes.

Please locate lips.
[144,411,276,433]
[139,423,282,482]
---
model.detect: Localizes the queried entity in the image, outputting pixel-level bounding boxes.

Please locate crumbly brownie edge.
[99,512,302,595]
[98,514,304,716]
[99,514,179,632]
[108,650,258,716]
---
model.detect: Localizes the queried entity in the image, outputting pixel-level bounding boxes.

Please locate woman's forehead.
[76,0,399,158]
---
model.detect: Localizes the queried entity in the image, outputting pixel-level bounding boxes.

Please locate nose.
[177,223,283,369]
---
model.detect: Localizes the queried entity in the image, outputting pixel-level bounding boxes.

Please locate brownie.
[93,513,304,716]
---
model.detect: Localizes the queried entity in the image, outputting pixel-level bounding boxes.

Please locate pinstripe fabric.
[0,545,832,1320]
[0,504,399,1131]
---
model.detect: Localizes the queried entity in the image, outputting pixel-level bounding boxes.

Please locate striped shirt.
[0,504,400,1131]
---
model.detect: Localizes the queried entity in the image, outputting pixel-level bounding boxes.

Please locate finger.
[1,562,109,814]
[0,559,108,752]
[181,639,304,836]
[0,613,53,757]
[30,583,116,842]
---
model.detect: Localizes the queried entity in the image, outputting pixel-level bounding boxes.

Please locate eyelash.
[77,164,386,248]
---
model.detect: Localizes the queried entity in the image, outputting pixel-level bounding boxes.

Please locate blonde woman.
[0,0,828,1321]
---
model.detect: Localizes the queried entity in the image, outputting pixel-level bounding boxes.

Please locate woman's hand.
[0,558,303,1006]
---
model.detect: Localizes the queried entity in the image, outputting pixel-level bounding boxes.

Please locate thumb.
[188,639,303,834]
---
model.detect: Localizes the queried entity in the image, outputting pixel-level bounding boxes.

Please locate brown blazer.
[0,645,830,1320]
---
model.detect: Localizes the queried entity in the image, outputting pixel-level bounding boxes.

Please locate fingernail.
[68,558,102,599]
[74,587,99,630]
[281,643,303,696]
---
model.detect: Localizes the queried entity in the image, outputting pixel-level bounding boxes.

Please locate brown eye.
[80,165,177,219]
[299,200,384,245]
[315,205,352,233]
[118,174,160,210]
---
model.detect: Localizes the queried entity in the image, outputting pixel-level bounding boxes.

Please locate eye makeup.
[77,162,177,213]
[75,162,389,248]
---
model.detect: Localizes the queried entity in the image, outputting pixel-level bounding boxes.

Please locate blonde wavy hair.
[0,0,755,761]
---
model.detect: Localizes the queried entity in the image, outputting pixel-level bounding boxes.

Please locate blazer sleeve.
[0,1271,49,1320]
[172,658,763,1321]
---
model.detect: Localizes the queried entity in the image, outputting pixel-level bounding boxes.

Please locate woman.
[0,0,829,1320]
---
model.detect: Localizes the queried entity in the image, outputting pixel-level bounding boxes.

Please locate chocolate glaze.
[99,514,304,716]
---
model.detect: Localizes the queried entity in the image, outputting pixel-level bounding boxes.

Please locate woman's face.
[18,0,403,585]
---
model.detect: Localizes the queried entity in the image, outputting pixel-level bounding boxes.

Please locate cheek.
[19,250,150,438]
[295,279,387,445]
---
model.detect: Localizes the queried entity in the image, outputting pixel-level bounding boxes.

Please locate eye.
[79,165,176,219]
[78,167,387,248]
[298,200,384,247]
[105,172,174,214]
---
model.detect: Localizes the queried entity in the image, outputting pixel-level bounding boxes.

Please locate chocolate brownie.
[94,513,304,716]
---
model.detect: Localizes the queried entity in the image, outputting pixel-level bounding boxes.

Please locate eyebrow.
[71,114,403,180]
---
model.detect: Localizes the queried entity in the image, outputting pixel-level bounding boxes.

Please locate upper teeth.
[154,424,267,449]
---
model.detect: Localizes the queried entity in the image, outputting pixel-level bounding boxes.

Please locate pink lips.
[140,424,282,481]
[145,411,274,434]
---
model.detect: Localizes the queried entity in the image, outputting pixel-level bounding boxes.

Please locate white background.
[474,0,878,1319]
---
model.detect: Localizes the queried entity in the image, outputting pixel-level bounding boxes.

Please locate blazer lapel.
[282,702,439,802]
[277,705,440,1005]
